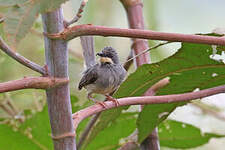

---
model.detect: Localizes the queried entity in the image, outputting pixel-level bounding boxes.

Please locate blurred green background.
[0,0,225,149]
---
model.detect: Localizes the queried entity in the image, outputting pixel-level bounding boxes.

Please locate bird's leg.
[105,95,119,107]
[88,93,107,108]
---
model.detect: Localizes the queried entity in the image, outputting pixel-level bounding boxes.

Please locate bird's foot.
[95,101,107,108]
[105,95,119,107]
[88,94,107,108]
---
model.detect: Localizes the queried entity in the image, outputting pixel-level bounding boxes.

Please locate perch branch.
[0,77,69,93]
[46,24,225,46]
[73,84,225,130]
[0,37,46,75]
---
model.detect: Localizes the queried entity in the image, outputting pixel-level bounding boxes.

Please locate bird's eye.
[106,53,113,58]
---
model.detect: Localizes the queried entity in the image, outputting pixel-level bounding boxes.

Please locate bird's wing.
[78,66,98,90]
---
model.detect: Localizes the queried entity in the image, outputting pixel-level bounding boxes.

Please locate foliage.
[159,120,225,149]
[0,0,68,46]
[84,41,225,147]
[0,0,225,150]
[0,95,79,150]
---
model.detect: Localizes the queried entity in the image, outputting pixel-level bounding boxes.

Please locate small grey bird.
[78,46,127,107]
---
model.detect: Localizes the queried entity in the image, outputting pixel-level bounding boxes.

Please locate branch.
[124,41,172,65]
[64,0,88,27]
[42,8,76,150]
[121,0,159,149]
[72,84,225,130]
[46,24,225,46]
[0,37,46,75]
[0,77,68,93]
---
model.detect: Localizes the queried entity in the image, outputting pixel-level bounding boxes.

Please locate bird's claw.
[88,94,107,108]
[105,95,119,107]
[95,101,107,108]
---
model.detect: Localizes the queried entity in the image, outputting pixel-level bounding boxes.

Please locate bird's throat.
[100,57,113,64]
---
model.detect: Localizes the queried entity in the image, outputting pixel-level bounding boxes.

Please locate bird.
[78,46,127,107]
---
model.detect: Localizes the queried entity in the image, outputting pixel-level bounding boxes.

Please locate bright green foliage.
[0,106,53,150]
[1,0,68,46]
[159,120,225,148]
[80,106,128,149]
[85,42,225,147]
[0,95,79,150]
[84,112,137,150]
[0,124,42,150]
[137,43,225,142]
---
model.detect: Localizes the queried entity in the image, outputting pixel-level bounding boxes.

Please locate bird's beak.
[96,52,104,57]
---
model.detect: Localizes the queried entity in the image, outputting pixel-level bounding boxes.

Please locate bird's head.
[96,47,119,64]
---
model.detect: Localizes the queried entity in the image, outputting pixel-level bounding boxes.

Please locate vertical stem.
[120,0,150,67]
[140,128,160,150]
[42,8,76,150]
[120,0,159,150]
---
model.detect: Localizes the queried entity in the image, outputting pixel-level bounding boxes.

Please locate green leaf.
[85,40,225,146]
[0,95,80,150]
[0,124,42,150]
[80,107,127,149]
[2,0,69,46]
[84,112,137,150]
[4,3,39,47]
[159,120,225,148]
[137,42,225,142]
[0,106,52,150]
[0,0,28,7]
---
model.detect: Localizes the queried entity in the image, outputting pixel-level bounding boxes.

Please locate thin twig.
[124,41,172,65]
[46,24,225,46]
[0,103,15,117]
[77,113,100,149]
[64,0,88,27]
[123,50,134,71]
[73,84,225,131]
[0,37,46,75]
[0,77,69,93]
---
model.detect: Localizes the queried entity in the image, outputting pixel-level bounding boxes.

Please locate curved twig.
[64,0,88,27]
[0,37,46,75]
[0,77,69,93]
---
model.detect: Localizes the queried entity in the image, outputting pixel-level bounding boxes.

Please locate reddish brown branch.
[73,84,225,130]
[0,37,46,75]
[46,24,225,46]
[122,0,158,149]
[0,77,69,93]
